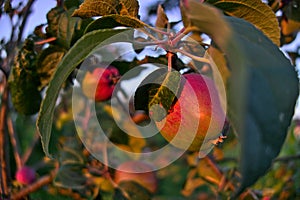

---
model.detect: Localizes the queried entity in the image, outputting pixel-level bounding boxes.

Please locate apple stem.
[166,51,173,72]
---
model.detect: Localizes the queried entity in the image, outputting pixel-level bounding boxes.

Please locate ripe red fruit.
[15,166,36,185]
[82,66,120,101]
[155,73,226,152]
[114,161,158,193]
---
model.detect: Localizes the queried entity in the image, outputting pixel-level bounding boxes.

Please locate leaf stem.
[174,48,210,63]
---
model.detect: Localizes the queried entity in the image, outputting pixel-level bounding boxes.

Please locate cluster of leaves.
[4,0,300,199]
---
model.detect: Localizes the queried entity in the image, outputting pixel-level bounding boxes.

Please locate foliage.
[1,0,300,199]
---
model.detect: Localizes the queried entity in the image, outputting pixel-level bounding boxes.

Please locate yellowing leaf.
[73,0,119,18]
[119,0,139,17]
[73,0,139,18]
[206,0,280,46]
[155,4,169,29]
[281,18,300,35]
[206,46,230,86]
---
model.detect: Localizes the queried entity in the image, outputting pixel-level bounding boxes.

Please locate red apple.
[114,161,158,193]
[82,66,120,101]
[15,166,36,185]
[155,73,226,152]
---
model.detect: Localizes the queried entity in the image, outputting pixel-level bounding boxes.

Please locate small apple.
[82,66,120,101]
[114,161,158,193]
[15,166,36,185]
[155,73,226,152]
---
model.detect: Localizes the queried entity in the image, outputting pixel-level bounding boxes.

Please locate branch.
[11,170,56,200]
[17,0,36,45]
[0,83,10,197]
[7,116,22,170]
[273,154,300,163]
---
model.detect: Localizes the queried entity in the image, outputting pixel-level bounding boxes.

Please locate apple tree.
[1,0,300,199]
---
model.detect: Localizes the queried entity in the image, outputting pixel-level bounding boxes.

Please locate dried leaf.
[206,0,281,46]
[155,4,169,29]
[73,0,119,18]
[73,0,139,18]
[119,0,139,17]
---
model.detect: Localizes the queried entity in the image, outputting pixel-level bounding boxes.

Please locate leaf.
[184,0,299,195]
[73,0,119,18]
[115,181,152,200]
[206,0,281,46]
[37,29,132,158]
[37,46,66,89]
[282,0,300,21]
[148,70,181,122]
[118,0,139,17]
[46,7,65,37]
[84,14,147,34]
[8,39,41,115]
[155,5,169,35]
[54,164,87,189]
[58,8,83,49]
[206,46,230,86]
[72,0,139,18]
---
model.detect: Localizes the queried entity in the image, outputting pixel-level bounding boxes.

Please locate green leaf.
[282,0,300,21]
[54,164,87,189]
[205,0,280,46]
[184,0,299,195]
[148,70,181,122]
[8,39,41,115]
[58,8,83,49]
[37,46,66,89]
[134,67,182,121]
[37,29,132,158]
[84,14,148,34]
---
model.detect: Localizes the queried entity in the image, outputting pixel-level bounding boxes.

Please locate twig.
[0,84,10,197]
[17,0,36,45]
[21,130,40,165]
[273,154,300,163]
[174,48,210,63]
[11,170,57,200]
[7,116,22,170]
[35,37,57,45]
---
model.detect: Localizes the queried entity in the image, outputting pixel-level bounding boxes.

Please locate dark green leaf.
[37,29,132,158]
[185,0,299,195]
[84,14,147,34]
[134,68,168,113]
[54,164,87,189]
[8,39,41,115]
[282,0,300,21]
[148,70,181,122]
[225,16,299,195]
[64,0,83,10]
[57,8,83,49]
